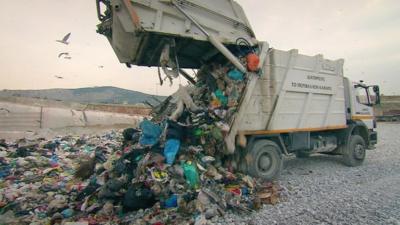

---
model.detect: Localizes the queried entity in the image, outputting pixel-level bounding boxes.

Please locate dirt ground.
[218,122,400,225]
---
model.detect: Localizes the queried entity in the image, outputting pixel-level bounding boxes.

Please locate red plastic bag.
[246,53,260,72]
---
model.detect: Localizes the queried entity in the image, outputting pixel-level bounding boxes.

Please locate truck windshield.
[355,86,370,106]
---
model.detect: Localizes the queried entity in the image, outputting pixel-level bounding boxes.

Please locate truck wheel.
[295,151,310,158]
[247,140,282,181]
[342,135,366,167]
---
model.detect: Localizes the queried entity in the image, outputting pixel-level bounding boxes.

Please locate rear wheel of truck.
[247,140,282,181]
[342,135,366,167]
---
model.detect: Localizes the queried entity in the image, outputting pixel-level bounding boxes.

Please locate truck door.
[351,83,374,129]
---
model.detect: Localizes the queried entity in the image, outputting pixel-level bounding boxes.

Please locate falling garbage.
[0,52,282,224]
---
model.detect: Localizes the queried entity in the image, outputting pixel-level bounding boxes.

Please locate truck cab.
[345,79,379,147]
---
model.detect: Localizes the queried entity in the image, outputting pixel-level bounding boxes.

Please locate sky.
[0,0,399,96]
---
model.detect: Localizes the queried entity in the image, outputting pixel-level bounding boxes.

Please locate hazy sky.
[0,0,399,95]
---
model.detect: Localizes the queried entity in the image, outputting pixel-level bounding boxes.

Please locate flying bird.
[56,32,71,45]
[58,52,69,58]
[0,108,10,113]
[54,75,64,79]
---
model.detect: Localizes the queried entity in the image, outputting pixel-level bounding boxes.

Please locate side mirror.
[372,85,380,105]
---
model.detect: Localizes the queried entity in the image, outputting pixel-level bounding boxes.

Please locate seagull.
[54,75,64,79]
[58,52,69,58]
[56,32,71,45]
[0,108,10,113]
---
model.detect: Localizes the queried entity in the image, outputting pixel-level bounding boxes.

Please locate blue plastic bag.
[61,208,74,218]
[227,69,244,81]
[139,120,162,146]
[164,139,180,164]
[164,194,178,208]
[0,165,11,178]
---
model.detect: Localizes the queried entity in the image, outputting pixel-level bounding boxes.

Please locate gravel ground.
[218,122,400,225]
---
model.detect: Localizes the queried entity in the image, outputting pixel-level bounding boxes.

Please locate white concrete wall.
[0,102,141,131]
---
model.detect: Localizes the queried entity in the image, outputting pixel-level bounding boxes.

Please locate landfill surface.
[0,60,281,225]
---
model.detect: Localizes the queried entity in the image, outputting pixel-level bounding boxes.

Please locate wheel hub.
[354,144,365,159]
[258,153,272,171]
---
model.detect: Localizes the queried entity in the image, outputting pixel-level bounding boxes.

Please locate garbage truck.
[96,0,380,180]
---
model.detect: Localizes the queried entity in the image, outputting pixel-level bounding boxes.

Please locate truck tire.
[247,140,282,181]
[342,135,366,167]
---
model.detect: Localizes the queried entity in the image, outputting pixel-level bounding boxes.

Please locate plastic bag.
[139,120,162,146]
[164,139,181,165]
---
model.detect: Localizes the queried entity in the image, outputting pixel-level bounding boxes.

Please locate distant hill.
[0,86,166,106]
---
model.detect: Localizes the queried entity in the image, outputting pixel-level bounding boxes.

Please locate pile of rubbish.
[0,61,281,225]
